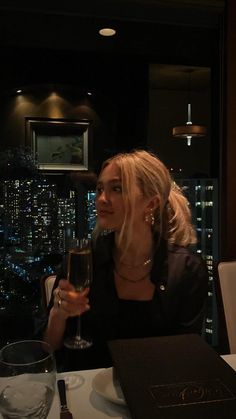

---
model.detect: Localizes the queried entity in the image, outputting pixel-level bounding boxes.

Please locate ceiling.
[0,0,225,27]
[150,64,211,90]
[0,0,223,92]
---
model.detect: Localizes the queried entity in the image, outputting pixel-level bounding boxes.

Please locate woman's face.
[96,161,148,232]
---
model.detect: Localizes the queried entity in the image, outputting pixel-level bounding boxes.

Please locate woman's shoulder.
[167,243,207,274]
[154,237,203,264]
[168,244,208,278]
[152,239,208,284]
[168,243,206,267]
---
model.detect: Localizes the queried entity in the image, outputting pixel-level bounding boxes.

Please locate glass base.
[64,374,85,389]
[64,336,93,350]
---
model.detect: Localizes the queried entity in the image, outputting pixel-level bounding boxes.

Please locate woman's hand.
[53,279,90,319]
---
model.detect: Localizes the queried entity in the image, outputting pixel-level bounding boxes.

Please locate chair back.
[40,274,57,308]
[218,261,236,354]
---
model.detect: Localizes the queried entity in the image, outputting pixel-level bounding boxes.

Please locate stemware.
[64,237,93,350]
[0,339,56,419]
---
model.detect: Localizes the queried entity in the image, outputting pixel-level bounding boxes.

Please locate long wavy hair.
[95,149,197,249]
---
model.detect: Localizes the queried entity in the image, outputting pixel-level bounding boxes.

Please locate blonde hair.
[96,149,197,248]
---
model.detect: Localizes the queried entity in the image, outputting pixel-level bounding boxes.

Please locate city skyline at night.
[0,178,96,320]
[0,176,218,347]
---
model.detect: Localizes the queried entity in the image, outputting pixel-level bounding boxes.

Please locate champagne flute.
[0,340,56,419]
[64,237,93,350]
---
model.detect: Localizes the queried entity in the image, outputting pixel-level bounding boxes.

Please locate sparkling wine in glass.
[64,237,93,350]
[0,340,56,419]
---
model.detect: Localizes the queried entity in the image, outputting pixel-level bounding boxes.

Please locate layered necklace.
[118,256,152,269]
[113,252,153,283]
[114,267,152,283]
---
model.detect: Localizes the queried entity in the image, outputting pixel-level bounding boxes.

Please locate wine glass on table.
[64,237,93,350]
[0,340,56,419]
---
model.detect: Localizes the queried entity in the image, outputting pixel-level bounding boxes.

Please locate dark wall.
[0,3,221,168]
[0,48,149,172]
[0,3,230,255]
[222,0,236,260]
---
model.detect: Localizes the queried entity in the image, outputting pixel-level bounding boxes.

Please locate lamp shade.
[172,124,206,138]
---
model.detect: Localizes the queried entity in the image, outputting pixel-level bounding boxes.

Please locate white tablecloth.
[48,368,131,419]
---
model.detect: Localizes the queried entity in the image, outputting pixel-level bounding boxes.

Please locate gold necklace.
[114,254,152,269]
[114,267,151,283]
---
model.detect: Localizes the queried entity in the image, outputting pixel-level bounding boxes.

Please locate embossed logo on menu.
[149,379,236,408]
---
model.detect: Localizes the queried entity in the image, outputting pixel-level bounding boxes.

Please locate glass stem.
[75,315,81,341]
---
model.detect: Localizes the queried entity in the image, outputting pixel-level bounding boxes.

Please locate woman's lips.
[97,209,113,216]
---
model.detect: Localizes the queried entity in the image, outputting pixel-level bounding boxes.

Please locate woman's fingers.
[57,297,90,316]
[58,278,73,290]
[58,279,90,295]
[59,287,89,303]
[62,300,90,316]
[53,285,90,317]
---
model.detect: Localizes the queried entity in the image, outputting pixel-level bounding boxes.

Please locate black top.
[34,233,209,372]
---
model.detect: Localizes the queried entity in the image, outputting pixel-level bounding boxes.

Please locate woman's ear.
[146,195,159,211]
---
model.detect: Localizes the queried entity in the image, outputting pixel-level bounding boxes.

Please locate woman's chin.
[98,221,113,230]
[97,220,118,231]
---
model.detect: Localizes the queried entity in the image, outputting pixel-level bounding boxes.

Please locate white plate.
[92,367,126,406]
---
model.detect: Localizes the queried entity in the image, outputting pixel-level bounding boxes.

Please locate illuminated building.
[58,190,76,252]
[178,178,219,346]
[0,178,77,313]
[3,179,59,254]
[86,190,97,236]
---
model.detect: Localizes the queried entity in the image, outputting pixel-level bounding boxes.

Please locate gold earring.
[145,211,155,226]
[150,212,155,226]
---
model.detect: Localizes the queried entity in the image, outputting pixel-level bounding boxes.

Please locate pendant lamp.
[172,69,206,146]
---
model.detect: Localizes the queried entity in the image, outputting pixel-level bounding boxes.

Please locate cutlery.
[57,379,73,419]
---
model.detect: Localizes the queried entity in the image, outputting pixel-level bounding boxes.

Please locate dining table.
[0,354,235,419]
[46,353,236,419]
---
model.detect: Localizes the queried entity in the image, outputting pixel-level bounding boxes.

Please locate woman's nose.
[97,190,109,203]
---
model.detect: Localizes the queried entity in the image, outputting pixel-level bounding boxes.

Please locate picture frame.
[25,117,91,171]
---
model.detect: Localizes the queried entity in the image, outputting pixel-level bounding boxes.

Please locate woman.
[38,150,208,370]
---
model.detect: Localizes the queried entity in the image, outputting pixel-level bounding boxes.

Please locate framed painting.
[25,117,91,171]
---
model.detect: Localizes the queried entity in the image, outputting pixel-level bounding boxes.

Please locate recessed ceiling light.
[99,28,116,37]
[16,89,22,93]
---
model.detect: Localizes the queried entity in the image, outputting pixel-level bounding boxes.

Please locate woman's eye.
[96,186,103,194]
[113,185,122,192]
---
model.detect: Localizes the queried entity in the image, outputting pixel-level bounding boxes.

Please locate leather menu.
[108,334,236,419]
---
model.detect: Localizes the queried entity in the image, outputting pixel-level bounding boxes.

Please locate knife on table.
[57,379,73,419]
